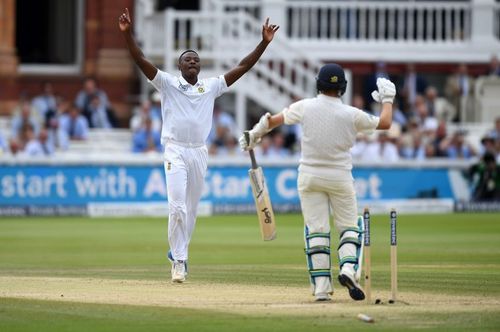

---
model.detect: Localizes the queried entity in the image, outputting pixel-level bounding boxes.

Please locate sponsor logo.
[261,207,272,224]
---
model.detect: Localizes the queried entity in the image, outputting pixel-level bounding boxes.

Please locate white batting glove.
[371,78,396,104]
[238,113,272,151]
[238,131,261,151]
[252,112,272,137]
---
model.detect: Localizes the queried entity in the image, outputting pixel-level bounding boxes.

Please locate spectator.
[268,131,290,157]
[32,81,57,128]
[132,117,161,153]
[445,63,475,122]
[432,120,448,157]
[488,55,500,77]
[415,100,438,135]
[87,94,117,129]
[208,105,237,144]
[420,114,438,159]
[425,86,456,121]
[59,105,89,140]
[208,124,230,155]
[254,136,273,158]
[130,100,161,132]
[8,138,22,156]
[47,97,70,151]
[75,77,110,125]
[423,139,437,159]
[351,135,369,160]
[18,124,35,150]
[403,127,439,161]
[251,130,292,158]
[22,127,50,157]
[479,135,496,157]
[440,130,477,159]
[361,132,399,162]
[468,152,500,202]
[216,136,243,157]
[38,129,55,155]
[400,63,427,113]
[11,101,40,139]
[400,118,422,159]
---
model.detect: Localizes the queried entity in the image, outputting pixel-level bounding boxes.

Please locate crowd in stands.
[0,78,118,157]
[1,60,499,165]
[233,59,500,163]
[130,94,162,153]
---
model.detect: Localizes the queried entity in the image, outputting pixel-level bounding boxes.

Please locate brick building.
[0,0,137,126]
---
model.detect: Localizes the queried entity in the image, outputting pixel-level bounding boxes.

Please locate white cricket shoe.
[315,292,331,302]
[171,260,186,283]
[312,276,333,302]
[338,265,365,301]
[168,251,188,276]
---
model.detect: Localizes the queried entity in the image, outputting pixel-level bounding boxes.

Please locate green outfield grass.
[0,213,499,331]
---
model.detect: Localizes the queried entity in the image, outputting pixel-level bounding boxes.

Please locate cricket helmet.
[316,63,347,95]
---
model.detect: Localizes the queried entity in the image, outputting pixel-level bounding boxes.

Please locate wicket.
[390,209,398,303]
[362,208,398,304]
[362,208,372,303]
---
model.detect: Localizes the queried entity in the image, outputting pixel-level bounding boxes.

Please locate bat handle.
[244,131,258,169]
[249,150,258,169]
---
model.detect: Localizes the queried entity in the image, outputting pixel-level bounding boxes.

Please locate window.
[16,0,84,74]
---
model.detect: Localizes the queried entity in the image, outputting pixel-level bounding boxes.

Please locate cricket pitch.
[1,275,498,320]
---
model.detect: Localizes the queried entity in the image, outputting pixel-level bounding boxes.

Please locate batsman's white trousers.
[297,171,358,239]
[164,142,208,262]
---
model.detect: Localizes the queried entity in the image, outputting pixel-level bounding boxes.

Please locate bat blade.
[248,166,276,241]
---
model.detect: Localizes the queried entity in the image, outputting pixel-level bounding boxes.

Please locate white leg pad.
[305,228,332,295]
[338,216,364,281]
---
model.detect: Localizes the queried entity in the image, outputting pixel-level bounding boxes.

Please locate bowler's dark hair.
[178,49,199,63]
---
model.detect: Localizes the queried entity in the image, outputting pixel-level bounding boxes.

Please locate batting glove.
[238,131,261,151]
[252,112,272,136]
[371,78,396,104]
[239,113,272,151]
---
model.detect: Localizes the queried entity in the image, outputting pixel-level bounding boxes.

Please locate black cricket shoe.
[338,274,365,301]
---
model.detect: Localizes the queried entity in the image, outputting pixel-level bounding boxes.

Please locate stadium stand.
[66,129,133,154]
[1,0,499,162]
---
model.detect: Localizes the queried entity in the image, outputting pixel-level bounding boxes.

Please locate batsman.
[239,64,396,301]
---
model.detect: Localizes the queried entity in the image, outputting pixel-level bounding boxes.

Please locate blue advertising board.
[0,165,454,212]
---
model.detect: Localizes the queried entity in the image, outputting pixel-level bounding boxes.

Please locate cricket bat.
[245,131,277,241]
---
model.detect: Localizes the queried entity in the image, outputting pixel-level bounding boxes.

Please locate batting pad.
[338,216,364,281]
[304,227,332,295]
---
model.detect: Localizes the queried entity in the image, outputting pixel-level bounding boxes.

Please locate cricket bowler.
[239,63,396,301]
[119,8,279,283]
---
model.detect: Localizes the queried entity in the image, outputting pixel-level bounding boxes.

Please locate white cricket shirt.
[150,70,229,146]
[283,94,379,179]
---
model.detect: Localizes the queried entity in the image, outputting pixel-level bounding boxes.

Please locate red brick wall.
[0,0,137,127]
